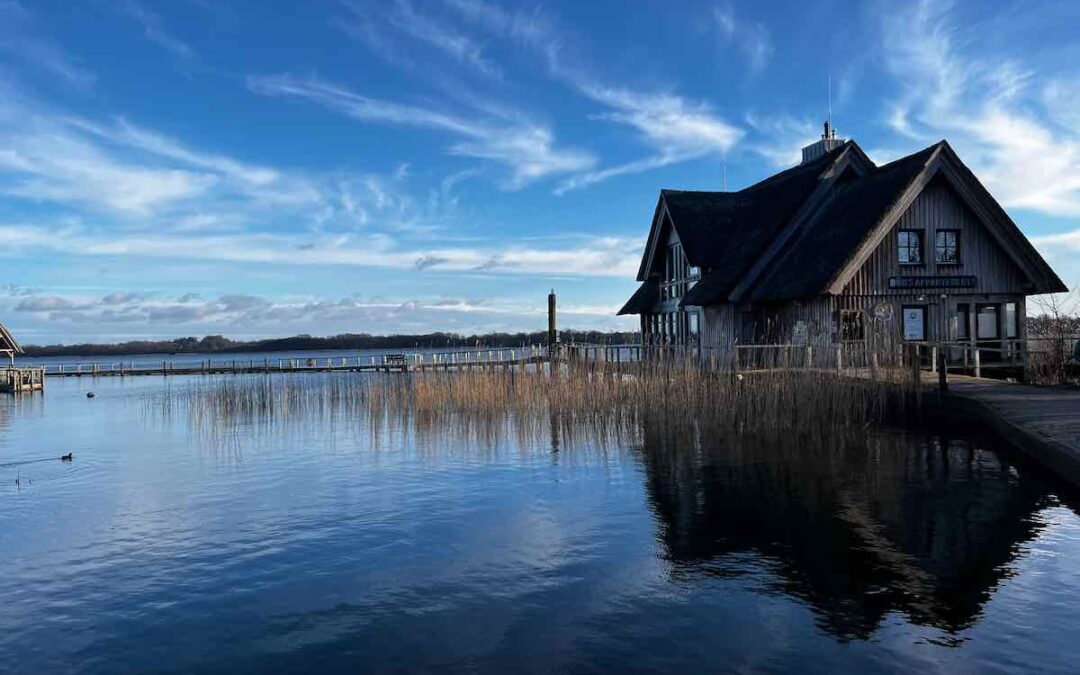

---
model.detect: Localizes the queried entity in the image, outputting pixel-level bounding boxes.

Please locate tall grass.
[146,357,919,451]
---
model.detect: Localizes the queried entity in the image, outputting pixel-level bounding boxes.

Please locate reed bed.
[146,358,920,451]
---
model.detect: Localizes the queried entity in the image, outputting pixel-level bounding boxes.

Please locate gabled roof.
[617,281,659,316]
[620,138,1066,314]
[638,142,856,289]
[750,143,940,302]
[0,322,22,354]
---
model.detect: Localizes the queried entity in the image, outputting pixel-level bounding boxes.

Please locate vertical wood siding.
[842,177,1028,296]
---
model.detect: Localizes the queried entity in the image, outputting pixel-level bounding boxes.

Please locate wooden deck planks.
[937,374,1080,485]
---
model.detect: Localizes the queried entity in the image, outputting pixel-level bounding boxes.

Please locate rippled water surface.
[3,375,1080,674]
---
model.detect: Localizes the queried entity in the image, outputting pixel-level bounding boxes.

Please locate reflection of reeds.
[146,359,918,451]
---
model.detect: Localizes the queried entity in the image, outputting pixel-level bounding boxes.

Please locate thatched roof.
[617,281,659,316]
[619,138,1066,314]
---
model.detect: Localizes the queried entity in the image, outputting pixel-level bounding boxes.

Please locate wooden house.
[618,124,1067,362]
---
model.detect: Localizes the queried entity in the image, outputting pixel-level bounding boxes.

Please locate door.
[976,304,1001,362]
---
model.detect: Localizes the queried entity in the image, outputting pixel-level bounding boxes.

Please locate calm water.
[2,375,1080,674]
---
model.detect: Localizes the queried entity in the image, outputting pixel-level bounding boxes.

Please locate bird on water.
[60,453,72,461]
[86,392,95,398]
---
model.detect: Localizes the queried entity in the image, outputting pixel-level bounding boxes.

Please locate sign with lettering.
[888,275,976,290]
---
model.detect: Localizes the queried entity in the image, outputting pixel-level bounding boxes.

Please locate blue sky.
[0,0,1078,343]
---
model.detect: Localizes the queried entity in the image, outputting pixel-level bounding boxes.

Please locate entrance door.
[976,304,1001,362]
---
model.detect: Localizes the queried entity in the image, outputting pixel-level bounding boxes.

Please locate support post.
[937,345,948,392]
[547,289,557,355]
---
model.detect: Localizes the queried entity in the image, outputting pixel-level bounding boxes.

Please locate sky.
[1,0,1079,344]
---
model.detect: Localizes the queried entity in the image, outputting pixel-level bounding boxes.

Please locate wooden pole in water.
[547,289,557,357]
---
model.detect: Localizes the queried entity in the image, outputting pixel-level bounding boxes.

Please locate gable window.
[898,230,923,265]
[839,310,865,342]
[935,230,960,264]
[662,243,692,301]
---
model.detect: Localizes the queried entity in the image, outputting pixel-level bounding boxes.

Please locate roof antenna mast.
[721,152,728,191]
[828,73,833,132]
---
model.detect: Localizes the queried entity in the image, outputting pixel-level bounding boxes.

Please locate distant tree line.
[23,330,641,357]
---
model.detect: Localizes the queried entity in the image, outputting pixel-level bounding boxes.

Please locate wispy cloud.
[341,0,501,79]
[711,3,774,73]
[114,0,195,60]
[743,113,819,168]
[0,1,95,87]
[881,0,1080,217]
[0,221,641,278]
[441,0,744,192]
[247,72,594,188]
[4,286,631,338]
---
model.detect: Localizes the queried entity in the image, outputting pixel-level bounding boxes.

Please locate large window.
[898,230,923,265]
[976,304,1000,339]
[935,230,960,264]
[1005,302,1018,339]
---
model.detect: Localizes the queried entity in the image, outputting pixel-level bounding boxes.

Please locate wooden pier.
[934,375,1080,487]
[36,347,549,379]
[0,367,45,393]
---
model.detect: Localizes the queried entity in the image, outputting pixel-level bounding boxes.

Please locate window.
[688,312,699,338]
[902,306,926,341]
[1005,302,1018,339]
[935,230,960,264]
[662,243,690,300]
[956,304,970,339]
[976,304,1000,339]
[898,230,923,264]
[840,310,866,342]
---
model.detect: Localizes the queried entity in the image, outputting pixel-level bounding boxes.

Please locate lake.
[2,374,1079,673]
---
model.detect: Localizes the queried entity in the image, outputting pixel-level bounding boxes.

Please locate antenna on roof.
[721,152,728,191]
[828,73,833,131]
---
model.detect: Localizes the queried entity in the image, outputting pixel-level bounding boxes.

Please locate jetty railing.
[32,345,551,378]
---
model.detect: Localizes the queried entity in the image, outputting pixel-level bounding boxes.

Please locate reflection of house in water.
[637,424,1054,640]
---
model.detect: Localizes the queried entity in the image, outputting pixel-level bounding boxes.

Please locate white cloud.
[881,0,1080,217]
[247,73,594,188]
[442,0,744,192]
[114,0,195,60]
[711,3,774,73]
[342,0,501,79]
[0,1,96,88]
[4,287,633,339]
[0,221,641,278]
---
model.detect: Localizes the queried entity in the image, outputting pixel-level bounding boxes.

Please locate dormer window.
[898,230,923,265]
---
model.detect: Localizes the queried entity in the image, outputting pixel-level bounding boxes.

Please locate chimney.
[800,120,845,164]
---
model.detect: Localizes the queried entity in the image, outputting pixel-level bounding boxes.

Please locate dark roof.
[0,322,21,354]
[617,281,659,315]
[660,142,852,299]
[750,143,939,302]
[621,137,1064,315]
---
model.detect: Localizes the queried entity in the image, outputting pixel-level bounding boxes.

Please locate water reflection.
[638,421,1055,640]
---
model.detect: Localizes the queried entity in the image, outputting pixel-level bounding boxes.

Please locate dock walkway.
[935,375,1080,485]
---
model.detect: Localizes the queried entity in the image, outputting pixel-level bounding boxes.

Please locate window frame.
[898,229,924,266]
[976,304,1001,340]
[935,229,961,265]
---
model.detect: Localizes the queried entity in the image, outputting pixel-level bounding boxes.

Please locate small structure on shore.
[0,321,43,393]
[619,123,1067,369]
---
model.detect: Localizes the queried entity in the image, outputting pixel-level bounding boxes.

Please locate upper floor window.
[935,230,960,264]
[898,230,923,265]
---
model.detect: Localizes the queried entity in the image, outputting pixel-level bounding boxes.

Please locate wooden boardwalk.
[932,374,1080,486]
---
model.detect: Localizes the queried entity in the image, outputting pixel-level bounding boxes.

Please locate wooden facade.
[619,130,1067,365]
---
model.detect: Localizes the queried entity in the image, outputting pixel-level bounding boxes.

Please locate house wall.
[842,177,1029,296]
